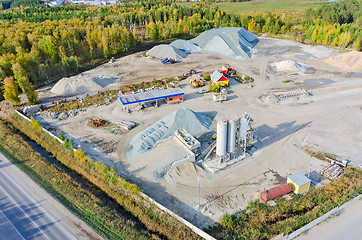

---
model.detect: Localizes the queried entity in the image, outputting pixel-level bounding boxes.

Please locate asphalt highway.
[0,152,101,240]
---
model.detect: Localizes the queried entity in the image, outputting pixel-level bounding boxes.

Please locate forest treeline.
[0,0,361,104]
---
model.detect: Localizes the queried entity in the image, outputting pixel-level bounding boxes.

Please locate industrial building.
[211,70,229,86]
[119,87,184,110]
[287,172,311,194]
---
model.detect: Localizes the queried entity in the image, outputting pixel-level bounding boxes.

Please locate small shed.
[287,172,311,194]
[211,70,229,86]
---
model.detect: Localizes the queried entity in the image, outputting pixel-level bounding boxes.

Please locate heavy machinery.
[161,58,176,64]
[183,69,197,76]
[221,65,236,76]
[165,81,180,89]
[189,74,205,88]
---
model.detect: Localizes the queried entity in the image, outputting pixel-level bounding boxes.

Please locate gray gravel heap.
[128,108,212,158]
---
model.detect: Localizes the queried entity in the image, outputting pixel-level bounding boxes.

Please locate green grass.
[211,0,329,12]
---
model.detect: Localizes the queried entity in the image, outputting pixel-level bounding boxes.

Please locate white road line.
[0,208,25,240]
[0,184,49,240]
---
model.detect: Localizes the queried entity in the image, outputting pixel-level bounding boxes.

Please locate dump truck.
[165,81,180,89]
[189,74,205,88]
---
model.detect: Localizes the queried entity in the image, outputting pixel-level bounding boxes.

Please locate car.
[198,89,209,94]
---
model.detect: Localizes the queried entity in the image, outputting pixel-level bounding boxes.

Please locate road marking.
[0,182,49,240]
[0,208,25,240]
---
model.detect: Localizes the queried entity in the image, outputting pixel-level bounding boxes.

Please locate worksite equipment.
[189,75,205,88]
[221,66,236,76]
[161,58,176,64]
[260,183,292,202]
[183,69,197,76]
[213,89,227,102]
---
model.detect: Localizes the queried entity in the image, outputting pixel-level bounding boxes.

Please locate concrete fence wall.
[14,109,215,240]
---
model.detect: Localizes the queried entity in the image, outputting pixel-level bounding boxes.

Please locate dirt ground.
[35,37,362,228]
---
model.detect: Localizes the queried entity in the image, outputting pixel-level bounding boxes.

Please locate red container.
[260,183,292,202]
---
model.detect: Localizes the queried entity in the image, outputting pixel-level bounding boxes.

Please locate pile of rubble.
[33,109,87,120]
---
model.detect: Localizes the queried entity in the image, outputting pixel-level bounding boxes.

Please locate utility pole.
[198,176,200,209]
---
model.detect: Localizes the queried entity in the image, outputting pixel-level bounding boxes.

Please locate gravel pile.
[190,27,259,59]
[51,74,118,96]
[169,39,201,54]
[128,108,212,158]
[301,45,339,58]
[271,60,315,74]
[146,44,189,61]
[325,51,362,71]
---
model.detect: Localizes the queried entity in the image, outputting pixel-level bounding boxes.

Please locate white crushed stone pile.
[301,45,339,58]
[51,74,118,96]
[271,60,315,74]
[169,39,201,54]
[128,108,212,158]
[325,51,362,71]
[146,44,189,61]
[191,27,258,59]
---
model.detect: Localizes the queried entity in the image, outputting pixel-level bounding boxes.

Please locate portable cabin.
[287,172,311,194]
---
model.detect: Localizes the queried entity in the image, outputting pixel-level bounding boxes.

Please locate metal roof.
[288,172,311,186]
[211,70,228,81]
[119,87,184,105]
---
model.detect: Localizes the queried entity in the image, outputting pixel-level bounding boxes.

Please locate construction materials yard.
[32,29,362,229]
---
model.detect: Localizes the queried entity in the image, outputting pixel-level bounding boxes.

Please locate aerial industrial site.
[27,27,362,228]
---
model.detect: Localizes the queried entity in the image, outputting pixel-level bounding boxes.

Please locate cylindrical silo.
[227,120,236,153]
[216,121,227,157]
[239,118,247,141]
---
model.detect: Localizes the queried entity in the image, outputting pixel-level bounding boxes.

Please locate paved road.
[295,196,362,240]
[0,152,102,240]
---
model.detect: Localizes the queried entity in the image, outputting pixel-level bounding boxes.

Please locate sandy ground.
[35,37,362,228]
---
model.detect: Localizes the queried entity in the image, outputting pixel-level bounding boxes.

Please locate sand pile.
[325,51,362,71]
[191,27,259,59]
[271,60,315,74]
[146,44,189,61]
[170,39,201,54]
[51,74,117,96]
[301,45,339,58]
[128,108,212,157]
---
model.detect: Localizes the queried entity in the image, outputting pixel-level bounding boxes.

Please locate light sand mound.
[301,45,339,58]
[167,161,203,180]
[191,27,258,59]
[325,51,362,71]
[271,60,315,74]
[146,44,189,61]
[50,75,118,96]
[128,108,213,158]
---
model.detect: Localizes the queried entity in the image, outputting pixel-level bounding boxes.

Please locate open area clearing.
[33,35,362,230]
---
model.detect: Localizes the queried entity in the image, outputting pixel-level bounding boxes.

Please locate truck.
[213,88,227,102]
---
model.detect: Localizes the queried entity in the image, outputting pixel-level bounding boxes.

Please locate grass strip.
[0,119,151,240]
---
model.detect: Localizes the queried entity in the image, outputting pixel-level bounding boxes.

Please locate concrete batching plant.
[216,113,256,162]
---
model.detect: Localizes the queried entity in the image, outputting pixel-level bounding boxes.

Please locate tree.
[3,76,20,105]
[11,63,37,104]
